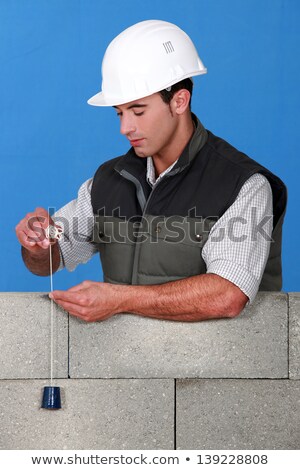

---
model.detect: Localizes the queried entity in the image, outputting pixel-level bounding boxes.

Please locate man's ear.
[170,89,191,115]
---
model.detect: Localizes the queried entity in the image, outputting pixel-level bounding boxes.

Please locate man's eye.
[134,112,144,116]
[116,112,122,117]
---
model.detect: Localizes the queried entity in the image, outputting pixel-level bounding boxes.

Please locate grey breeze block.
[0,379,174,450]
[289,293,300,379]
[69,292,288,379]
[0,293,68,379]
[176,379,300,450]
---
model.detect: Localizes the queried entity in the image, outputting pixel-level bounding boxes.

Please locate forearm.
[21,244,60,276]
[121,273,248,321]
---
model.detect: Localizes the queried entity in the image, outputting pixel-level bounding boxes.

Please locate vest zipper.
[118,165,189,285]
[117,169,147,211]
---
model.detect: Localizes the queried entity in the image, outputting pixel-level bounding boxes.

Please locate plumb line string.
[49,239,54,386]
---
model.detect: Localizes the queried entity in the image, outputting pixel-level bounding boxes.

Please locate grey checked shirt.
[53,158,273,304]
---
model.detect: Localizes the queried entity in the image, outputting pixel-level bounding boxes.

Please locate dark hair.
[159,78,193,109]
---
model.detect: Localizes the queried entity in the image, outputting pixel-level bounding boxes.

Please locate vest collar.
[168,114,208,174]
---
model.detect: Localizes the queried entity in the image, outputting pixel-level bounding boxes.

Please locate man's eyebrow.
[113,104,148,110]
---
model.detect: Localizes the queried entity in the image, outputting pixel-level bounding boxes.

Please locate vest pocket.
[137,216,210,280]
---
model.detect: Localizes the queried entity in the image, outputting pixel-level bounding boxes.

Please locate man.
[15,20,287,323]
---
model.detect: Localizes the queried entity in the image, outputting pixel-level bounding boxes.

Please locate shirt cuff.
[206,259,260,305]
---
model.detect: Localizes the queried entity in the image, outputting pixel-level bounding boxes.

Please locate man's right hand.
[15,207,55,253]
[15,207,61,276]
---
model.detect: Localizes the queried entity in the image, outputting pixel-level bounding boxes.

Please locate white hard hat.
[88,20,207,107]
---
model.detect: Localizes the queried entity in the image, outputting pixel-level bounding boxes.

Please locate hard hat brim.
[87,69,207,108]
[87,92,111,107]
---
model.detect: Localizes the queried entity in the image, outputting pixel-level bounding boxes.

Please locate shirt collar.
[146,157,178,187]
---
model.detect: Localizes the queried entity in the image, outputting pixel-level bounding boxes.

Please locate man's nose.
[120,116,136,136]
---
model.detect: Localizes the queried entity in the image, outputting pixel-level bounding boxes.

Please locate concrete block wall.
[0,292,299,450]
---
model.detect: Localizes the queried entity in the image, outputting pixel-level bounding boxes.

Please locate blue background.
[1,0,299,292]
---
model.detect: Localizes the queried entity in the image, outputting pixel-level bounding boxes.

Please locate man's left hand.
[50,280,124,322]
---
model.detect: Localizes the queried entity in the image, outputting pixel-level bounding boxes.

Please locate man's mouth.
[130,138,145,147]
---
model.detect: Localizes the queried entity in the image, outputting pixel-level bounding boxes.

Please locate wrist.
[117,284,154,315]
[116,284,140,314]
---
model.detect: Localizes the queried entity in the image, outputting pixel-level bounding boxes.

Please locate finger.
[27,217,45,231]
[26,214,59,246]
[16,226,45,250]
[50,290,83,305]
[26,208,53,236]
[26,238,49,250]
[16,218,37,239]
[25,216,46,242]
[55,300,111,323]
[26,228,49,243]
[16,224,33,245]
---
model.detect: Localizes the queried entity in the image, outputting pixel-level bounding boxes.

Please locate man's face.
[114,93,178,159]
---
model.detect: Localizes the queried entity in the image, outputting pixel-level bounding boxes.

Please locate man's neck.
[152,115,195,177]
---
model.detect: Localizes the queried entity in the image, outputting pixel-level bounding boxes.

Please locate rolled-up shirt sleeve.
[52,178,97,272]
[202,173,273,304]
